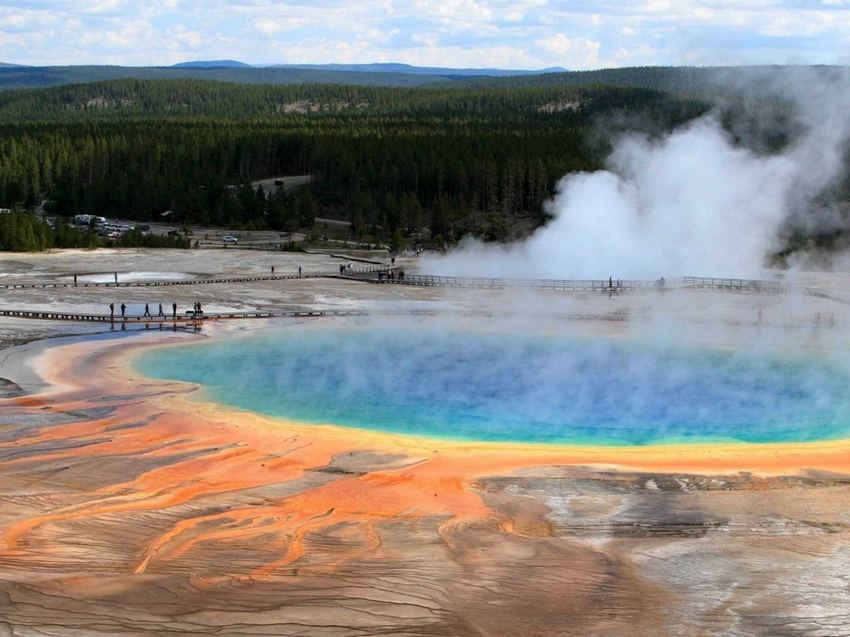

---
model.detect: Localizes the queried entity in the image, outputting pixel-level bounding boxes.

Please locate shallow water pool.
[135,325,850,446]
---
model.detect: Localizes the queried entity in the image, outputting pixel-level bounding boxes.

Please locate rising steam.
[425,69,850,280]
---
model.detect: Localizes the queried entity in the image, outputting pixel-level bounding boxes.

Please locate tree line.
[0,79,709,247]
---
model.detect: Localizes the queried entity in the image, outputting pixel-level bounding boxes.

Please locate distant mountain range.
[0,60,569,90]
[175,61,568,77]
[171,60,253,69]
[0,61,846,95]
[0,65,452,90]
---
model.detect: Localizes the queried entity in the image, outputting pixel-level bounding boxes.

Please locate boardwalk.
[354,272,824,298]
[682,276,790,293]
[0,272,334,291]
[0,271,830,328]
[0,307,637,327]
[367,273,657,291]
[0,269,808,295]
[0,308,370,324]
[0,265,389,291]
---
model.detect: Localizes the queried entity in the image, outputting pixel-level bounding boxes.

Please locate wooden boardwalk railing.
[0,266,391,291]
[0,308,371,324]
[0,274,305,290]
[0,306,636,325]
[682,276,790,293]
[0,269,830,301]
[360,273,658,291]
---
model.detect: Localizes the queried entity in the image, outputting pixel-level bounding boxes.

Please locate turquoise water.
[135,326,850,446]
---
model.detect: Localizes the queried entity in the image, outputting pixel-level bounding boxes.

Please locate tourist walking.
[271,265,275,275]
[158,303,165,317]
[73,274,77,287]
[144,303,151,318]
[109,303,114,319]
[114,272,118,284]
[172,302,177,319]
[298,265,302,277]
[120,303,126,318]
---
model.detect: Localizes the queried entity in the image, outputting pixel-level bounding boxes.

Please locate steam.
[134,69,850,449]
[426,69,850,279]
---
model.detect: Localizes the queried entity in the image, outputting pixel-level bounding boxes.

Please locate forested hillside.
[0,65,452,91]
[0,79,696,121]
[465,64,850,94]
[0,79,707,247]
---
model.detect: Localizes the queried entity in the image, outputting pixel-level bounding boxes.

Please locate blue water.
[134,326,850,446]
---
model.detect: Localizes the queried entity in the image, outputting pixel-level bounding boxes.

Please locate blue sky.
[1,1,849,68]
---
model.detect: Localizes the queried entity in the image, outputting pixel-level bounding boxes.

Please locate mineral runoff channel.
[0,249,848,636]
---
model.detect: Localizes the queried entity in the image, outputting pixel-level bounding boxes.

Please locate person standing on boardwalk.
[114,272,118,284]
[172,302,177,319]
[271,266,275,275]
[120,303,126,318]
[144,303,151,318]
[298,265,302,277]
[109,303,114,319]
[73,274,77,287]
[158,303,165,317]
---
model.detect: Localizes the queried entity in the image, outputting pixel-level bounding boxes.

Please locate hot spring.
[135,324,850,446]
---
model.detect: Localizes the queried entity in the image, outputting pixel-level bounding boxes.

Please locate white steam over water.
[425,75,850,280]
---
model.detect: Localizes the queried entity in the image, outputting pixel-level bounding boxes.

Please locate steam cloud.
[425,69,850,280]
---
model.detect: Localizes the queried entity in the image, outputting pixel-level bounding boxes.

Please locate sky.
[1,0,850,69]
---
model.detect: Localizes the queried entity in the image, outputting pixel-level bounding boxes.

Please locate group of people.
[377,269,404,282]
[108,301,200,320]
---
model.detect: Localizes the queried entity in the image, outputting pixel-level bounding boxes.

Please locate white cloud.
[170,25,202,49]
[0,0,848,68]
[536,34,603,68]
[412,0,494,22]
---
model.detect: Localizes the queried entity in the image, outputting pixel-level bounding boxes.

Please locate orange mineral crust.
[1,332,849,636]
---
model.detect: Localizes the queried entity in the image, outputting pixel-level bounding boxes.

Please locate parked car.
[223,235,238,244]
